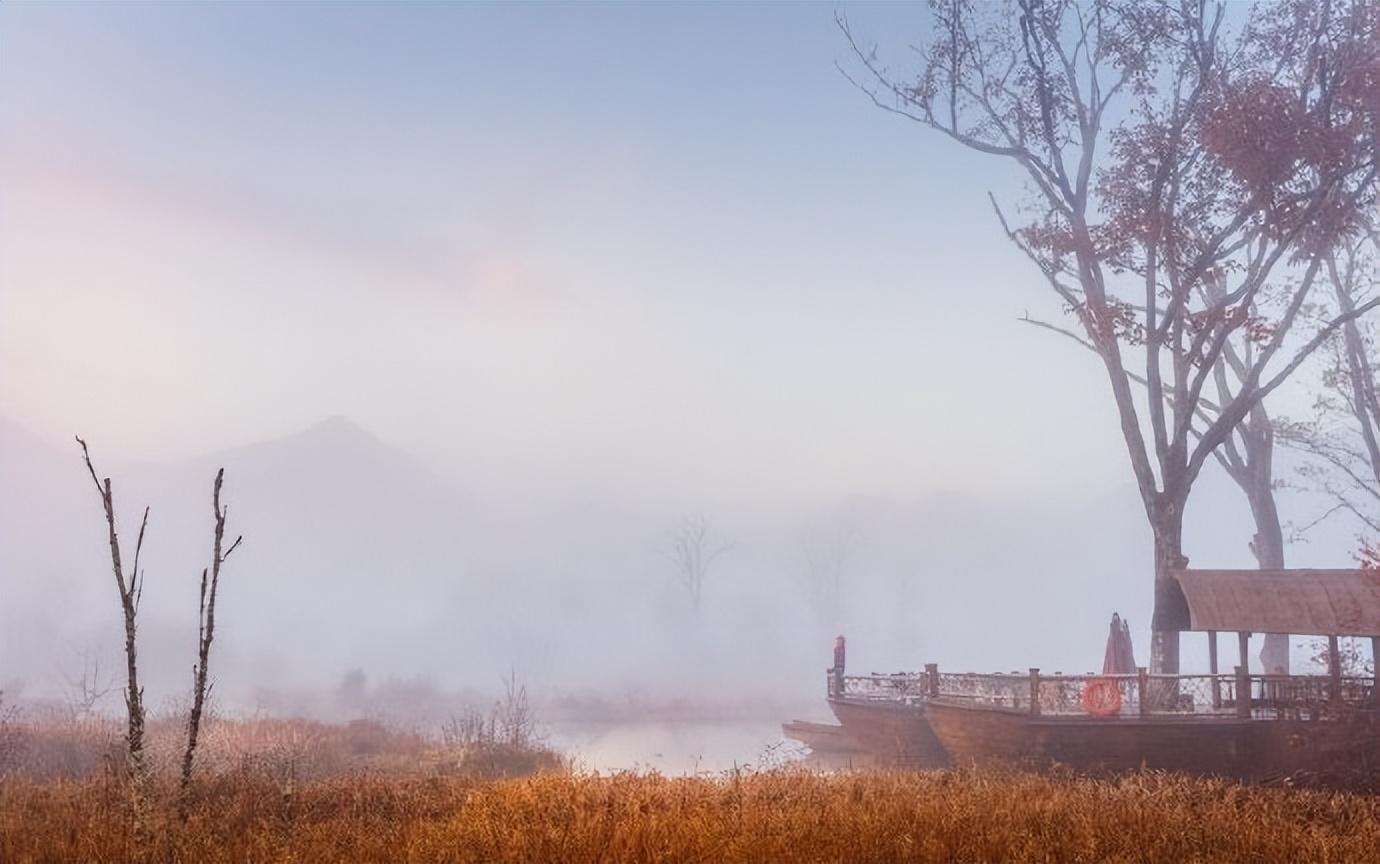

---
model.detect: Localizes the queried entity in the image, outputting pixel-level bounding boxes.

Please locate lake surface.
[549,718,814,775]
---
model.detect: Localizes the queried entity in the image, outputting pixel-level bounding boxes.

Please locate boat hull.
[827,697,949,768]
[781,720,866,753]
[926,701,1380,781]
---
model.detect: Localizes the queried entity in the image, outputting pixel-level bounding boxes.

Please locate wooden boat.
[781,675,947,765]
[823,663,1380,780]
[779,720,866,753]
[925,680,1380,781]
[925,701,1261,776]
[826,692,948,767]
[787,569,1380,784]
[781,637,948,766]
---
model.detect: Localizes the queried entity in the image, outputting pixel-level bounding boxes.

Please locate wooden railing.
[831,673,929,704]
[829,665,1378,720]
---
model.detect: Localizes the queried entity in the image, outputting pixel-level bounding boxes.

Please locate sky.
[1,1,1139,511]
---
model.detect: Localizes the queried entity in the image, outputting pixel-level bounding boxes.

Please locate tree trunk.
[1149,501,1187,674]
[1247,484,1290,674]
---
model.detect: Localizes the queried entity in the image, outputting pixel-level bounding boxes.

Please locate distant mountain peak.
[297,414,376,443]
[191,415,401,472]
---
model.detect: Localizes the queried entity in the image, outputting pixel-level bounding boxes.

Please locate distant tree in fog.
[663,513,733,613]
[840,0,1380,672]
[61,647,118,716]
[797,520,857,632]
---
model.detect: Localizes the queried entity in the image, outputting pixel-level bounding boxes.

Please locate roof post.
[1372,637,1379,690]
[1208,631,1221,710]
[1328,635,1342,703]
[1234,665,1251,719]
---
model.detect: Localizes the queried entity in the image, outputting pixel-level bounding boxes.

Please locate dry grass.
[4,768,1380,863]
[1,713,564,782]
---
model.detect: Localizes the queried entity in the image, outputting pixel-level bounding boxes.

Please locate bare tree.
[76,436,151,825]
[179,467,241,817]
[1196,271,1293,673]
[62,648,118,716]
[1280,229,1380,556]
[1201,340,1292,674]
[664,513,733,613]
[495,666,535,748]
[840,0,1380,671]
[797,519,857,631]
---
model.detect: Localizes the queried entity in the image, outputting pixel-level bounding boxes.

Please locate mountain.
[1,414,1367,716]
[0,416,479,702]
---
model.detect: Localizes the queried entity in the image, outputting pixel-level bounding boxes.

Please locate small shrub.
[0,691,21,775]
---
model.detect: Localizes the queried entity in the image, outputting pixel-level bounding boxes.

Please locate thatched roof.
[1172,569,1380,637]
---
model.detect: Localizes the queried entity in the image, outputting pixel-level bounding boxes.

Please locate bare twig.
[75,435,149,837]
[180,467,239,817]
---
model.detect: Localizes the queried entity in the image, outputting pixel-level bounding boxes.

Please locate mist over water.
[1,2,1372,777]
[0,413,1359,772]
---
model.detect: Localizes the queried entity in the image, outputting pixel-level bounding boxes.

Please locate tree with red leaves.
[841,0,1379,672]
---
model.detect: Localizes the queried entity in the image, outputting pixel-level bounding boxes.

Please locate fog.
[0,415,1356,713]
[0,2,1368,772]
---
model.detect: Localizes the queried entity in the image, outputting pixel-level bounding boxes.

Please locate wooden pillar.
[1235,665,1251,719]
[1137,667,1149,719]
[1029,668,1041,717]
[1328,635,1342,702]
[1372,637,1379,689]
[924,663,939,699]
[1237,633,1252,714]
[1208,631,1221,710]
[828,636,846,698]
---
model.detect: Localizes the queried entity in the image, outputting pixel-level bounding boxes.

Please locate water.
[549,719,809,774]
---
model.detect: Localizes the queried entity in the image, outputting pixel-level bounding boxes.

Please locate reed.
[4,768,1380,863]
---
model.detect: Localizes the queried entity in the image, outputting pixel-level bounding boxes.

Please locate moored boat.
[782,636,948,766]
[826,691,948,767]
[779,720,866,753]
[923,669,1380,781]
[924,700,1260,776]
[787,569,1380,784]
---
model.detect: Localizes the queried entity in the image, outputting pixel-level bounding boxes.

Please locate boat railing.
[936,672,1035,711]
[833,673,928,704]
[831,666,1378,720]
[1036,672,1245,717]
[1247,674,1375,719]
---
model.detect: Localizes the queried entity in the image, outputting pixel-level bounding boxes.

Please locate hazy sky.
[1,2,1135,509]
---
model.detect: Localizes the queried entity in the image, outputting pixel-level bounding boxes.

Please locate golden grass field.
[5,768,1380,863]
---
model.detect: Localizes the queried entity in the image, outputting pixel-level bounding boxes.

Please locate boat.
[922,670,1379,780]
[778,720,865,754]
[782,636,949,767]
[827,687,948,767]
[787,569,1380,785]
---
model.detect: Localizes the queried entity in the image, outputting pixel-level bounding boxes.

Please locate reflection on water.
[549,720,810,775]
